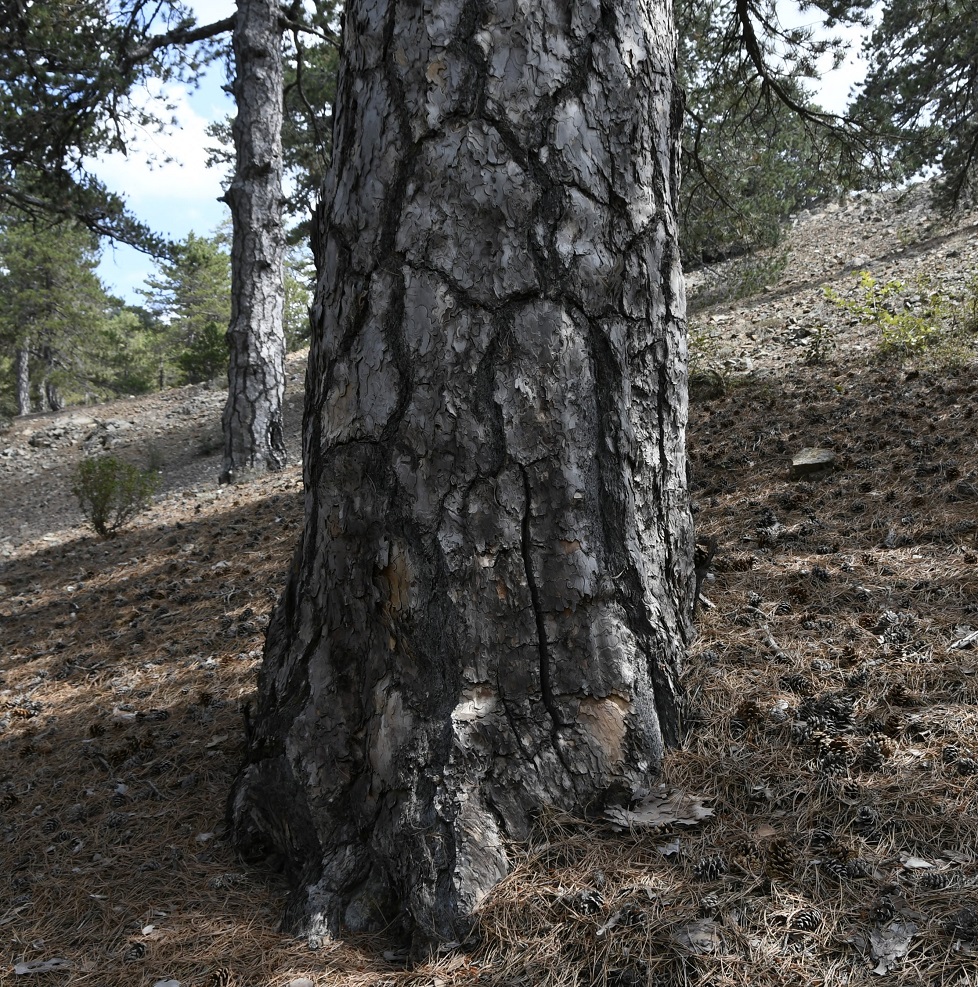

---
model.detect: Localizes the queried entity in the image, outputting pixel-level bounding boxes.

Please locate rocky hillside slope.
[2,184,976,556]
[0,358,308,554]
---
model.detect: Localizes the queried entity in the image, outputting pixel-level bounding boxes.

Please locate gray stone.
[791,448,836,479]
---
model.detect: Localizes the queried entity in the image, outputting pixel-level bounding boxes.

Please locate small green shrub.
[72,455,159,538]
[824,271,948,356]
[804,322,835,364]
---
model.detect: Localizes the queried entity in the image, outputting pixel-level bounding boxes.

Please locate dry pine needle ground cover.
[2,192,978,986]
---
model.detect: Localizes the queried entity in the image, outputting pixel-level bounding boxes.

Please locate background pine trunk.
[230,0,693,947]
[221,0,288,480]
[15,344,30,415]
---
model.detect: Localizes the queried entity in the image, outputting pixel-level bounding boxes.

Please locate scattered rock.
[790,448,837,479]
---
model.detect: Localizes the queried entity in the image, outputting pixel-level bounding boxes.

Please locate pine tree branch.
[0,181,169,256]
[734,0,842,129]
[277,15,340,46]
[123,15,236,65]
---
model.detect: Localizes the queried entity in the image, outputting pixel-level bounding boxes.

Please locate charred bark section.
[220,0,288,481]
[518,460,567,731]
[230,0,692,947]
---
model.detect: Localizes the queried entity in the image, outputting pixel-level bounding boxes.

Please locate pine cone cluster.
[730,698,765,736]
[917,870,956,891]
[853,805,880,840]
[856,736,892,772]
[122,942,146,963]
[886,682,917,706]
[210,965,237,986]
[699,892,722,917]
[818,856,851,880]
[799,692,856,731]
[859,710,905,738]
[813,734,855,775]
[868,899,897,922]
[558,888,604,915]
[2,699,42,718]
[818,843,866,880]
[694,853,728,881]
[943,743,963,764]
[780,674,815,696]
[809,829,835,851]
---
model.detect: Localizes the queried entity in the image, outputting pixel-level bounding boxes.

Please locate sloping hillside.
[1,187,977,987]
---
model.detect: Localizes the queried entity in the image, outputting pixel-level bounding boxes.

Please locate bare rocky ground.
[1,187,977,987]
[0,357,308,554]
[687,185,978,373]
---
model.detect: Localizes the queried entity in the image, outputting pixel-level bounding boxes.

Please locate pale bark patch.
[397,122,539,305]
[369,681,413,786]
[577,694,631,769]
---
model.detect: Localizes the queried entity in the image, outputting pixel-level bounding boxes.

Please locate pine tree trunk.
[15,345,30,416]
[220,0,287,481]
[38,344,63,411]
[43,379,63,412]
[230,0,692,947]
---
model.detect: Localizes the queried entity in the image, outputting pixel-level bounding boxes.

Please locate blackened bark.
[230,0,693,947]
[220,0,288,481]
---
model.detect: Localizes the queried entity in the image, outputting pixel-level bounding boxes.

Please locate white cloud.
[93,67,233,298]
[92,0,238,300]
[93,78,229,230]
[191,0,236,25]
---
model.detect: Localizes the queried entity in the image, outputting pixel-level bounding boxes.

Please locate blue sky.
[95,1,868,304]
[95,0,236,302]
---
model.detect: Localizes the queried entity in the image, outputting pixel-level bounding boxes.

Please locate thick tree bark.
[220,0,288,481]
[230,0,692,947]
[15,344,30,416]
